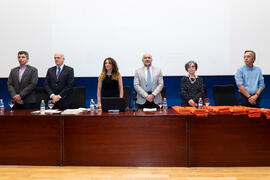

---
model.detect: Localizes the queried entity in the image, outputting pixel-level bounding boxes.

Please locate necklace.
[188,76,196,84]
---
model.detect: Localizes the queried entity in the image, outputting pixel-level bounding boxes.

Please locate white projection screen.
[0,0,269,77]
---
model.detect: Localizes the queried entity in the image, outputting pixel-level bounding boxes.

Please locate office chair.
[123,86,131,109]
[36,86,86,109]
[213,84,238,106]
[70,86,86,108]
[35,87,49,108]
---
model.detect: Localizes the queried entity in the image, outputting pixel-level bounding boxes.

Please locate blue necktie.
[56,66,61,79]
[147,67,152,92]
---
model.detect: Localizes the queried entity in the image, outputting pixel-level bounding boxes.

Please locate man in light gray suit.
[134,53,164,109]
[7,51,38,109]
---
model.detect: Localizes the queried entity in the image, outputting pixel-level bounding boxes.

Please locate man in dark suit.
[44,53,74,109]
[7,51,38,109]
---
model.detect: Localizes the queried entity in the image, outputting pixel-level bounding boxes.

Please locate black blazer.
[44,65,74,109]
[7,65,38,104]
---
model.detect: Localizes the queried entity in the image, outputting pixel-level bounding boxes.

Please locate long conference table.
[0,109,270,167]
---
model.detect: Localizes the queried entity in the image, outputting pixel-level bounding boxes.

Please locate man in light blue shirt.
[134,54,164,109]
[235,50,265,107]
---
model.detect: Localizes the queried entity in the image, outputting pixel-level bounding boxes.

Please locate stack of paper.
[143,108,157,112]
[61,109,83,115]
[31,109,61,114]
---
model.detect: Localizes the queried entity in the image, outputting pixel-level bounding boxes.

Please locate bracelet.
[247,95,252,99]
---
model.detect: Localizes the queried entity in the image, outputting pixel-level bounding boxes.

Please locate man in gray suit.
[7,51,38,109]
[134,53,164,108]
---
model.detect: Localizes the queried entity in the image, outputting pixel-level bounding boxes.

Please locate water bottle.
[198,98,203,109]
[90,99,95,112]
[162,98,168,111]
[0,99,4,111]
[40,100,45,115]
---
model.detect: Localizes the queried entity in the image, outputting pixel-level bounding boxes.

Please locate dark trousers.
[138,101,159,109]
[53,102,71,110]
[138,91,160,109]
[52,98,72,110]
[13,103,36,109]
[238,93,261,108]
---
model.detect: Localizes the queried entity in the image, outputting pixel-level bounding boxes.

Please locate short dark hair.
[18,51,29,59]
[185,61,198,71]
[244,50,256,60]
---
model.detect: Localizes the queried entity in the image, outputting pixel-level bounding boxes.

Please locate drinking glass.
[8,99,15,112]
[204,98,210,112]
[48,100,54,110]
[95,103,100,113]
[158,101,163,111]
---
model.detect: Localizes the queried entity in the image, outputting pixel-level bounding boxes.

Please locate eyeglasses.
[188,65,196,69]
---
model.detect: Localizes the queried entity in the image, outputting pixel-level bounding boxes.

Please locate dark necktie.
[56,66,61,79]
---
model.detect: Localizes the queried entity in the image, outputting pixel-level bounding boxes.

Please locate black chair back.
[203,84,207,99]
[161,86,166,99]
[70,86,86,108]
[35,87,49,108]
[36,86,86,109]
[123,86,131,108]
[213,84,238,106]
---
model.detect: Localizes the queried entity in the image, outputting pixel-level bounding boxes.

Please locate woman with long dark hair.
[97,57,123,107]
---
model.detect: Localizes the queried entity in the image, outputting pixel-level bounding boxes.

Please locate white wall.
[0,0,269,77]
